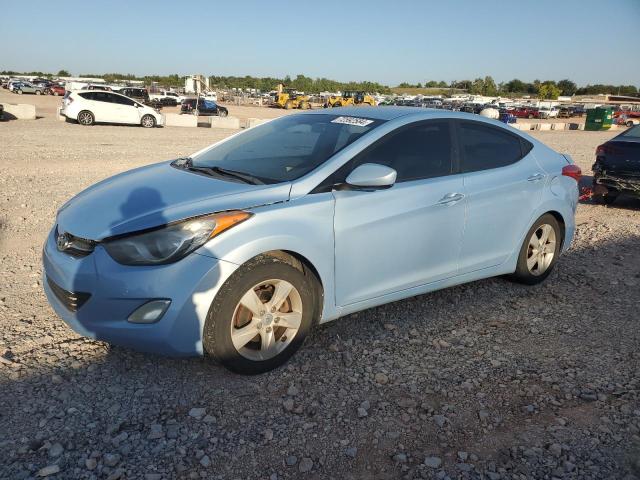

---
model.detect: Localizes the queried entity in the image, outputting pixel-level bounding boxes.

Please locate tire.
[36,90,41,95]
[528,114,533,119]
[53,91,59,96]
[17,90,23,95]
[284,100,293,110]
[77,110,94,126]
[218,108,228,117]
[333,102,342,108]
[141,114,156,128]
[593,187,619,205]
[511,214,562,285]
[299,101,310,110]
[627,121,634,128]
[203,253,319,374]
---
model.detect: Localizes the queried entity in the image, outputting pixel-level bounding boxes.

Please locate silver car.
[43,107,580,374]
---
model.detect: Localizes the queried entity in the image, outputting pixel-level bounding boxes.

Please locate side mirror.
[345,163,397,190]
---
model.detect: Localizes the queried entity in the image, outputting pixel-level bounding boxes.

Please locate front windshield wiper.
[172,157,263,185]
[203,166,264,185]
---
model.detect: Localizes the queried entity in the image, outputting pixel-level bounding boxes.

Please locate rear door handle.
[436,193,465,206]
[527,173,546,182]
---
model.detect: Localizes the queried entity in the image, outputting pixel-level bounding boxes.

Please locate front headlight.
[103,211,251,265]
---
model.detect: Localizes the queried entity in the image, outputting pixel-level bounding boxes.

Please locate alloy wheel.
[230,279,303,361]
[526,224,556,276]
[78,112,92,125]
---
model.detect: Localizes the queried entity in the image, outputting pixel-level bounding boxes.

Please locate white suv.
[538,107,559,119]
[61,90,163,128]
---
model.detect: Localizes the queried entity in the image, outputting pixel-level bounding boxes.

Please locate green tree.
[57,69,70,77]
[505,79,526,93]
[482,76,497,96]
[557,79,577,96]
[538,82,561,100]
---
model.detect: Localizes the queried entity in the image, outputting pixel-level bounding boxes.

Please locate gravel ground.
[1,92,639,480]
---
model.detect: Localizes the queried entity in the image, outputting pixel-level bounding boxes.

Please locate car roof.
[303,106,423,121]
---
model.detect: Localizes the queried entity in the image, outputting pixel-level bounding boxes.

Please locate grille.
[46,276,91,312]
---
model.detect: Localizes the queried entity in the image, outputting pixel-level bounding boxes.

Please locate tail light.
[596,144,606,155]
[562,164,582,182]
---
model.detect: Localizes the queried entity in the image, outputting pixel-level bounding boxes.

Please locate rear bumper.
[594,171,640,195]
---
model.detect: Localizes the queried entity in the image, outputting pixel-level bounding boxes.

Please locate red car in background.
[46,84,66,96]
[513,107,540,119]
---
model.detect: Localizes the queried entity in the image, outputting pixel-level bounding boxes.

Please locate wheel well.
[546,211,566,248]
[264,250,324,319]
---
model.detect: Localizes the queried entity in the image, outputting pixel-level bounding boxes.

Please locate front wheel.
[141,114,156,128]
[510,214,561,285]
[36,90,42,95]
[17,90,23,95]
[218,109,228,117]
[203,254,319,374]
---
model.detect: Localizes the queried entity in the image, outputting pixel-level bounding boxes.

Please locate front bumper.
[42,226,237,356]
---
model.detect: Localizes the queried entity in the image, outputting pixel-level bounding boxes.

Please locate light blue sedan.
[43,107,581,373]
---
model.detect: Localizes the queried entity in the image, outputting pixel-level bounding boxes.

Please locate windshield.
[191,114,384,183]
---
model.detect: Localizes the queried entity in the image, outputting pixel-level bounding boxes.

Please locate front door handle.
[436,192,465,206]
[527,173,546,182]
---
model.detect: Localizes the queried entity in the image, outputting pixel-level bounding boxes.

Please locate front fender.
[197,193,338,321]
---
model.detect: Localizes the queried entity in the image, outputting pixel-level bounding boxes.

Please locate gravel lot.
[1,92,639,480]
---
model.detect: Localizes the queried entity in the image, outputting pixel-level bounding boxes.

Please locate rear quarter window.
[458,121,528,173]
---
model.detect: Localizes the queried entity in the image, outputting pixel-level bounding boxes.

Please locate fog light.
[128,300,171,324]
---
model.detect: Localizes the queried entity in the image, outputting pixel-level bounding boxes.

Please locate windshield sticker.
[331,116,374,127]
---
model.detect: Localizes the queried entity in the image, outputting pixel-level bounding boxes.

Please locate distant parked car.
[513,107,540,119]
[46,84,66,96]
[117,87,152,105]
[538,107,559,119]
[61,90,163,128]
[181,99,228,117]
[14,82,45,95]
[592,124,640,204]
[86,84,112,91]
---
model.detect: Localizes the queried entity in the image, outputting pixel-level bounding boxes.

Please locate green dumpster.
[585,107,613,131]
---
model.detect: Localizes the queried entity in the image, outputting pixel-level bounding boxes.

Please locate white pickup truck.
[148,91,185,105]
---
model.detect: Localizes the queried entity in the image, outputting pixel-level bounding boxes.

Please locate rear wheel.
[17,90,23,95]
[511,214,561,285]
[333,102,342,108]
[218,108,228,117]
[284,100,293,110]
[627,120,635,127]
[77,110,94,126]
[203,253,319,374]
[53,91,59,96]
[36,90,42,95]
[141,114,156,128]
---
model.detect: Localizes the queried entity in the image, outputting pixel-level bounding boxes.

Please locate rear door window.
[457,121,526,172]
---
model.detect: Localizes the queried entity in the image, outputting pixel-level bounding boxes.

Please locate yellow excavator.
[325,91,376,108]
[274,88,311,110]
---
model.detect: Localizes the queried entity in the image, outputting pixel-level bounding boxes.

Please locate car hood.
[56,161,291,240]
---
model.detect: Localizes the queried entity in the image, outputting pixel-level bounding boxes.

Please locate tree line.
[1,70,637,99]
[401,77,638,99]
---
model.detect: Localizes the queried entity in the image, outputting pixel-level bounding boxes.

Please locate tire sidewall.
[203,256,316,374]
[514,214,561,284]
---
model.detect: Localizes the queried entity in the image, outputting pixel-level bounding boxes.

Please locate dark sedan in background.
[592,125,640,204]
[181,99,228,117]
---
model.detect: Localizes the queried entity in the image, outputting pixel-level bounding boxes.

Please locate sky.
[1,0,639,87]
